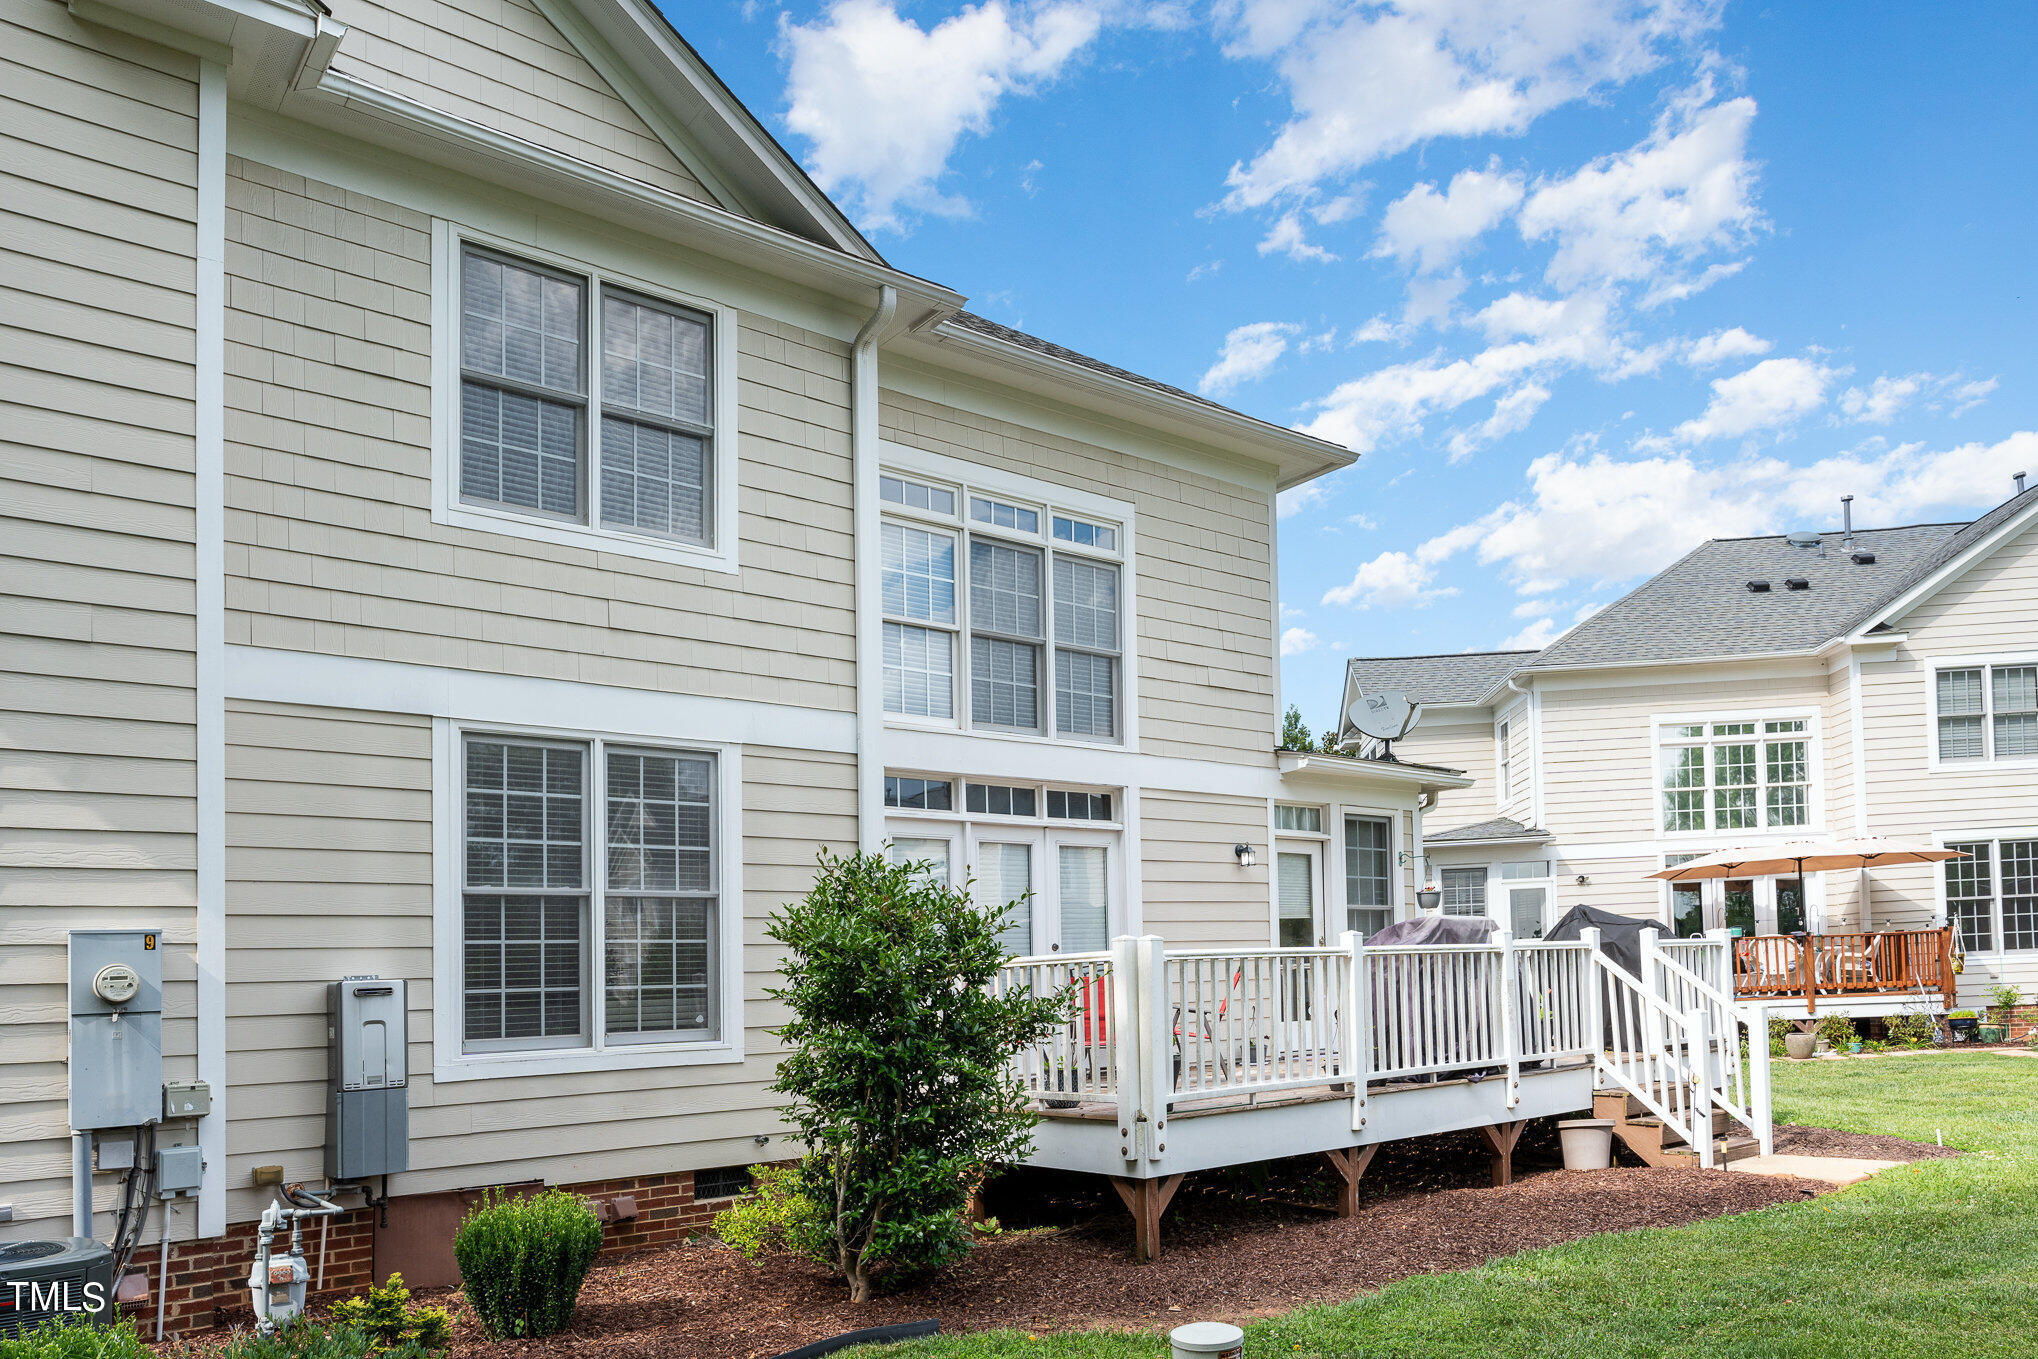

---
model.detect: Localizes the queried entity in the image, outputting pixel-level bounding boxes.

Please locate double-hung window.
[1936,664,2038,762]
[1945,839,2038,953]
[1659,718,1811,833]
[458,244,718,551]
[1440,866,1486,918]
[459,732,721,1056]
[879,469,1126,742]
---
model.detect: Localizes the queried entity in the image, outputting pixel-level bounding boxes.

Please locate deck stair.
[1593,1089,1761,1168]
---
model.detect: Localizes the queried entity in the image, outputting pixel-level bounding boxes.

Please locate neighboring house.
[0,0,1471,1308]
[1351,485,2038,1013]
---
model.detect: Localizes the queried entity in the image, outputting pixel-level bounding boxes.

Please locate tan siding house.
[1354,489,2038,1014]
[0,0,1471,1297]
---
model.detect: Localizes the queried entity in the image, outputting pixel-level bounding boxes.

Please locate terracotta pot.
[1784,1031,1818,1060]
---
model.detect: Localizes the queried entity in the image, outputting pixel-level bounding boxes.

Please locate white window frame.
[1933,826,2038,957]
[1494,715,1513,813]
[1338,805,1404,937]
[1650,708,1823,841]
[877,442,1138,752]
[430,220,742,574]
[432,716,745,1080]
[1925,653,2038,771]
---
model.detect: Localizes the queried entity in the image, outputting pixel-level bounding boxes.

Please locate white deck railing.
[1643,929,1774,1156]
[992,951,1123,1106]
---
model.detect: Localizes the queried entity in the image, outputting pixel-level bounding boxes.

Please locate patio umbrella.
[1648,837,1966,881]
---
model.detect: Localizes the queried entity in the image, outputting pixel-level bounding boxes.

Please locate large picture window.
[879,465,1126,742]
[1659,718,1811,833]
[1936,664,2038,762]
[459,732,720,1055]
[458,244,717,549]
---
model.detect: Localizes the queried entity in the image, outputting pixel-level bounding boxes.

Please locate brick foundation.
[119,1169,744,1339]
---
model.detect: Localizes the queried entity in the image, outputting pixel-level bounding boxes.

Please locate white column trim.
[194,58,228,1240]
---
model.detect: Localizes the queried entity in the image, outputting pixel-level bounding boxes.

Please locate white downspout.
[851,286,897,856]
[1505,674,1545,831]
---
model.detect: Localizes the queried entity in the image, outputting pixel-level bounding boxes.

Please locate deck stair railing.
[1584,928,1713,1166]
[1649,930,1773,1155]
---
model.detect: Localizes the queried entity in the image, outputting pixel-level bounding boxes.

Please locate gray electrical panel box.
[68,930,164,1131]
[326,977,409,1180]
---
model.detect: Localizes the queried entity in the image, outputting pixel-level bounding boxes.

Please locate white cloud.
[1320,548,1459,610]
[1280,602,1305,621]
[1345,511,1379,530]
[1684,326,1770,367]
[1949,377,1998,416]
[1216,0,1719,211]
[1372,164,1526,273]
[782,0,1103,231]
[1502,616,1560,649]
[1674,356,1839,443]
[1517,90,1762,295]
[1201,321,1300,396]
[1839,373,1928,424]
[1409,429,2038,597]
[1276,481,1332,519]
[1447,381,1552,461]
[1186,260,1223,282]
[1280,626,1320,655]
[1258,212,1339,262]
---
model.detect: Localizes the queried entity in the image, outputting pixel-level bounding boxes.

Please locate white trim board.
[224,646,856,752]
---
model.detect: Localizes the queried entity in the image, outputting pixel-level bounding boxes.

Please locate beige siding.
[1141,791,1270,950]
[0,0,199,1241]
[222,158,857,710]
[1395,717,1495,833]
[1856,517,2038,1004]
[1537,671,1834,846]
[323,0,719,207]
[220,699,852,1223]
[880,391,1276,763]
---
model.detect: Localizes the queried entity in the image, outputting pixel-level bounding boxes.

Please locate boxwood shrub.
[452,1188,602,1339]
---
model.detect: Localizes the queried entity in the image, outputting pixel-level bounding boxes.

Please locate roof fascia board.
[1843,498,2038,642]
[1424,833,1554,849]
[914,321,1353,487]
[568,0,879,261]
[301,72,960,317]
[879,352,1281,497]
[1509,651,1833,694]
[1278,751,1474,790]
[68,0,237,63]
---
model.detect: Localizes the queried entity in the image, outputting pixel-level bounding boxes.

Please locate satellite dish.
[1350,689,1423,743]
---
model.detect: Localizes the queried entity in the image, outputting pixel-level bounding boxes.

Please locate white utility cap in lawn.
[1171,1321,1244,1359]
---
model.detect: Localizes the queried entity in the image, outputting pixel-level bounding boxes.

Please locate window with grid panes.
[1936,664,2038,761]
[1944,842,1995,952]
[460,247,715,545]
[1440,867,1486,917]
[879,468,1125,742]
[603,749,716,1041]
[1659,718,1810,833]
[881,520,958,719]
[2003,840,2038,951]
[1344,815,1393,935]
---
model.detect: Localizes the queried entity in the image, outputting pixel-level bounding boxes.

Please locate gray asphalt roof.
[1345,651,1539,706]
[1425,816,1550,843]
[1344,485,2038,705]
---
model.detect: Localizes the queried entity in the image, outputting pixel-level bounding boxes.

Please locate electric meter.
[93,963,142,1005]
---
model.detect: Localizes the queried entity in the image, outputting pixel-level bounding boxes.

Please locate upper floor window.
[1659,718,1810,833]
[1936,664,2038,763]
[880,466,1126,742]
[1496,719,1512,806]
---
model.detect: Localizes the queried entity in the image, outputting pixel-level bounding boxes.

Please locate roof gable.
[1842,484,2038,637]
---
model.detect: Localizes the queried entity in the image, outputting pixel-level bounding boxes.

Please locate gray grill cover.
[1545,904,1653,1046]
[1365,915,1498,947]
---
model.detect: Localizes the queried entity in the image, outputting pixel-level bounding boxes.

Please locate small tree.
[1279,704,1313,751]
[769,849,1066,1301]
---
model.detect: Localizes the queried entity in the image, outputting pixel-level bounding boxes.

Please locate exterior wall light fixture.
[1233,843,1256,868]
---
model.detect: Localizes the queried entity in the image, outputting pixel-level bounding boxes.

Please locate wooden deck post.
[1800,932,1819,1015]
[1477,1120,1526,1187]
[1321,1144,1378,1217]
[1110,1173,1183,1262]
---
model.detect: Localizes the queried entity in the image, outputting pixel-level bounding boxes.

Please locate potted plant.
[1783,1022,1818,1060]
[1948,1009,1980,1040]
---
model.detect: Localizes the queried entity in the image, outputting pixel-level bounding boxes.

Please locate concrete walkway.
[1728,1154,1902,1186]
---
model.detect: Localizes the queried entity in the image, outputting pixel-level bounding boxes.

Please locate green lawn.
[898,1053,2038,1359]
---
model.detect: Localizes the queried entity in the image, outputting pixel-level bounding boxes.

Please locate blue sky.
[668,0,2037,729]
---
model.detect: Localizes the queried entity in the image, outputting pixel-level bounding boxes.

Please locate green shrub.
[1883,1011,1935,1047]
[712,1164,826,1260]
[327,1274,450,1355]
[768,849,1068,1301]
[1988,982,2023,1015]
[1815,1014,1857,1049]
[1948,1009,1977,1020]
[212,1325,410,1359]
[1767,1015,1791,1045]
[0,1316,147,1359]
[452,1188,602,1339]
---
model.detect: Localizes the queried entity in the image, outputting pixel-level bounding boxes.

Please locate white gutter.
[851,286,897,855]
[1276,751,1474,791]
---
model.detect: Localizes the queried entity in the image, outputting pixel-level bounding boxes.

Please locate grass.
[895,1053,2038,1359]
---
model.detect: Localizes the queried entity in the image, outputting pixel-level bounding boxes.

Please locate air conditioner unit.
[0,1239,115,1337]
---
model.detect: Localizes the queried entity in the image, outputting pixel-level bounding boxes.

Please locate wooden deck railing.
[1731,926,1956,1012]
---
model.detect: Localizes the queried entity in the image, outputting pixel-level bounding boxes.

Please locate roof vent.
[1785,578,1810,591]
[1851,550,1876,565]
[1786,531,1822,549]
[1841,494,1855,550]
[1747,579,1772,593]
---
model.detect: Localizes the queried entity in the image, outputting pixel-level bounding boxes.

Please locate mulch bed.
[1770,1122,1961,1161]
[391,1126,1821,1359]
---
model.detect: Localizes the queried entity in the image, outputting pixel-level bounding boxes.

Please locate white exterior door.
[1276,843,1325,946]
[1049,832,1115,954]
[969,827,1041,955]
